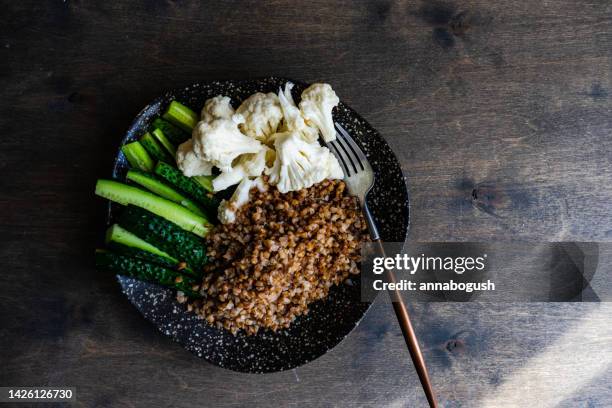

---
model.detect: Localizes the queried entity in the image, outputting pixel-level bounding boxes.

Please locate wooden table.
[2,1,611,406]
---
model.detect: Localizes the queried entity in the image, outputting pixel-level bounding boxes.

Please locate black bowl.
[110,77,409,373]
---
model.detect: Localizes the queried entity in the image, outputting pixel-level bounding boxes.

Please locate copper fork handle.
[375,239,438,408]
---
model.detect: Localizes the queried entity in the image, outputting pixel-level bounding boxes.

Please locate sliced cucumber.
[152,128,177,157]
[105,224,176,262]
[192,175,215,193]
[118,205,207,270]
[162,101,198,132]
[95,179,210,237]
[151,118,189,145]
[154,162,219,214]
[126,170,205,216]
[105,224,198,277]
[140,132,172,163]
[121,141,154,172]
[110,243,177,269]
[95,249,200,297]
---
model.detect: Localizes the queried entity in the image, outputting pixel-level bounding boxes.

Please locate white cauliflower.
[236,92,283,142]
[200,96,235,122]
[212,146,272,192]
[192,117,263,172]
[267,131,343,193]
[277,82,319,143]
[299,83,339,142]
[179,85,346,219]
[218,177,267,224]
[176,139,213,177]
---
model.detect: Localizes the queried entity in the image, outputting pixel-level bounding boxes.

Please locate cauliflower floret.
[181,85,345,211]
[218,177,267,224]
[327,152,344,179]
[192,118,263,172]
[277,82,319,143]
[212,146,272,192]
[176,139,213,177]
[267,131,344,193]
[200,96,235,123]
[236,93,283,143]
[299,83,339,142]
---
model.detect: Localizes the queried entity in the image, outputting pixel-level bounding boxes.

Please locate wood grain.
[1,0,611,406]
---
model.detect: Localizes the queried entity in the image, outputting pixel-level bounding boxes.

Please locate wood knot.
[417,3,481,48]
[449,11,471,36]
[471,183,505,217]
[445,338,465,353]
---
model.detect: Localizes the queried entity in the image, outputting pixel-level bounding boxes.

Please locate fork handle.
[363,203,380,241]
[373,239,439,408]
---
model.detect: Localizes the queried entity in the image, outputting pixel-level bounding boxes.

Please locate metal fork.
[325,123,438,408]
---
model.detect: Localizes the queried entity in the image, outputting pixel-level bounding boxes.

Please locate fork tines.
[326,123,366,177]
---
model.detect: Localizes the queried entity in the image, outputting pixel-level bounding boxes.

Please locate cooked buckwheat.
[182,178,368,335]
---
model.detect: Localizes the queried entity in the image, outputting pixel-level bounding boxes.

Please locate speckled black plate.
[109,77,409,373]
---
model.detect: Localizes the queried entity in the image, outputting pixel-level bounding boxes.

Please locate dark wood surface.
[1,1,611,406]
